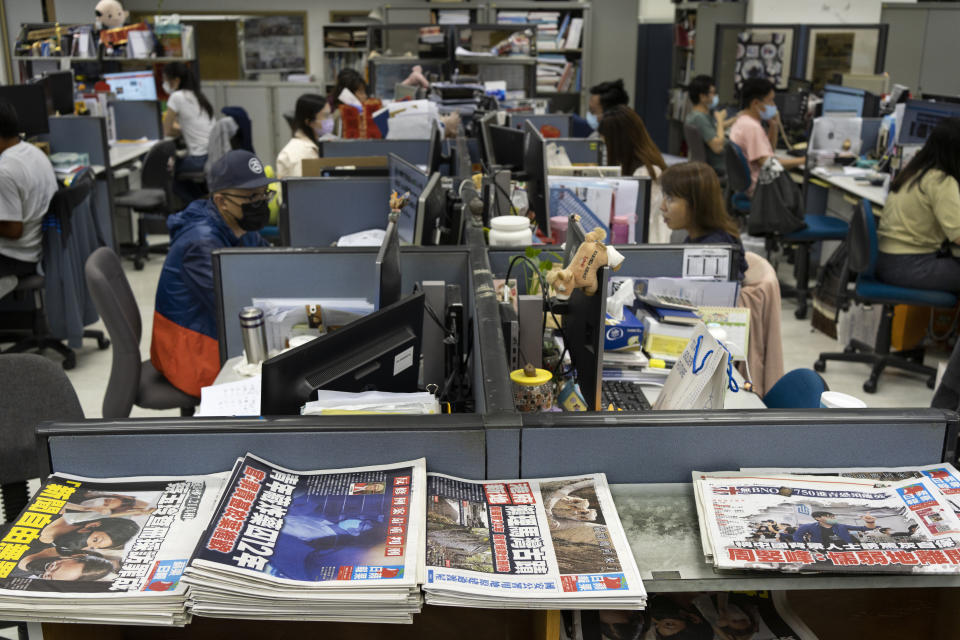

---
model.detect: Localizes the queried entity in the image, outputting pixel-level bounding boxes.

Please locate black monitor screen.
[376,217,402,309]
[564,265,608,411]
[488,125,525,171]
[427,120,445,175]
[0,84,50,136]
[418,172,447,246]
[522,120,549,236]
[261,291,426,415]
[43,71,75,115]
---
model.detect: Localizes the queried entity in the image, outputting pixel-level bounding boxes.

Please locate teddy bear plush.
[95,0,129,29]
[545,227,625,300]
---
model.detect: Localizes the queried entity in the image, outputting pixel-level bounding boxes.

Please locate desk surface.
[808,167,887,208]
[612,483,960,592]
[109,139,161,168]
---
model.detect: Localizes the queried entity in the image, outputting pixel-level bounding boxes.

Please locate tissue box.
[604,306,644,352]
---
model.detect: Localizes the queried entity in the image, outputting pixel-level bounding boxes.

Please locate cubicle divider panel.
[213,247,473,363]
[553,138,604,165]
[517,409,959,484]
[39,416,488,480]
[321,140,431,167]
[281,177,392,247]
[487,243,739,295]
[48,115,115,250]
[111,100,162,141]
[223,84,276,167]
[510,114,572,137]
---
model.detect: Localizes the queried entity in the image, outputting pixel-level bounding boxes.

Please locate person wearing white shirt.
[162,62,215,203]
[277,93,336,179]
[0,101,58,284]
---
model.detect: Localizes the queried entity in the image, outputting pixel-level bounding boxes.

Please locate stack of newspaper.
[0,471,226,626]
[424,472,646,609]
[693,463,960,574]
[183,455,426,623]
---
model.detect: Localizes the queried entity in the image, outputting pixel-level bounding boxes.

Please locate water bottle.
[239,306,268,365]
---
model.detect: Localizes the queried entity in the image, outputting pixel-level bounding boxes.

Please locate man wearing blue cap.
[151,150,276,397]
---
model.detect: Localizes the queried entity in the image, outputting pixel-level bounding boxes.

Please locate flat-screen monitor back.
[388,153,429,244]
[564,265,608,411]
[42,71,75,115]
[522,119,550,236]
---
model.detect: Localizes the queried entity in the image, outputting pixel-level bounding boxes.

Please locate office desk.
[808,167,886,209]
[110,139,160,168]
[213,355,254,385]
[612,483,960,592]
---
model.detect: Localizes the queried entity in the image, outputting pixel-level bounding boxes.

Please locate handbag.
[748,157,806,236]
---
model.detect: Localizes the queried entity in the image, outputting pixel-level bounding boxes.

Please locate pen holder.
[510,364,554,412]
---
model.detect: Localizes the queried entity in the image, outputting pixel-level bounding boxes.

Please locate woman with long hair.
[276,93,334,179]
[659,161,748,279]
[598,105,670,242]
[162,62,215,202]
[876,117,960,291]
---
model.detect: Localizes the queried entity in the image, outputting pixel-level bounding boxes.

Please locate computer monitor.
[774,91,806,124]
[562,265,609,411]
[562,214,588,269]
[0,84,49,136]
[898,99,960,146]
[478,111,498,168]
[522,119,550,236]
[427,120,444,175]
[42,71,75,115]
[376,215,402,309]
[260,291,426,415]
[920,93,960,105]
[418,171,447,246]
[103,70,158,101]
[822,84,879,117]
[488,124,525,171]
[388,153,429,244]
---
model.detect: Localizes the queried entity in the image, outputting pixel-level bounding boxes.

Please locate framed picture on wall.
[242,15,307,74]
[734,30,790,91]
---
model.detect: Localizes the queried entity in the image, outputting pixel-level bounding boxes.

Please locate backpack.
[748,157,806,236]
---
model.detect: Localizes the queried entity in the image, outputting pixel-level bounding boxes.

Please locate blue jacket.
[790,522,873,544]
[150,198,267,396]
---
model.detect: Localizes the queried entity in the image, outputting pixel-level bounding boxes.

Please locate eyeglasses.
[221,190,275,204]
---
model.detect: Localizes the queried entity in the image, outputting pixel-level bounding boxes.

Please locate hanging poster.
[242,15,306,73]
[734,31,789,91]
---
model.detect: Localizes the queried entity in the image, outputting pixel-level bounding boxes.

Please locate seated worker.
[597,105,669,242]
[659,161,748,279]
[276,93,335,179]
[685,74,730,176]
[584,79,630,132]
[0,102,58,286]
[151,150,275,397]
[876,118,960,292]
[162,62,216,204]
[728,78,804,196]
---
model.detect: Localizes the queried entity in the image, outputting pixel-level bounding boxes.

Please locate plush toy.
[95,0,129,29]
[545,227,625,300]
[400,65,430,90]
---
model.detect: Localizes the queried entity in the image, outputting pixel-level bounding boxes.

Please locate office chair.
[114,140,177,270]
[762,368,828,408]
[684,122,708,164]
[814,201,957,393]
[725,141,848,319]
[85,247,199,417]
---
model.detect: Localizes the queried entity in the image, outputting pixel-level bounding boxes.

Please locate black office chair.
[815,201,957,393]
[114,140,177,270]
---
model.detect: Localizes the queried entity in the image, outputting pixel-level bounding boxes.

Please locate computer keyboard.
[601,380,652,412]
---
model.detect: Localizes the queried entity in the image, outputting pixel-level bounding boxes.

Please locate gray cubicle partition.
[320,139,431,167]
[552,137,604,165]
[281,177,391,246]
[510,113,572,137]
[487,243,740,295]
[502,409,960,482]
[47,115,115,250]
[37,415,488,480]
[111,100,162,141]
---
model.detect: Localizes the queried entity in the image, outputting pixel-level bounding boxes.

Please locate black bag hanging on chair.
[748,158,806,236]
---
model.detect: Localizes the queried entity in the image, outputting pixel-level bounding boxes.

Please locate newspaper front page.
[424,472,646,609]
[0,472,226,625]
[694,471,960,574]
[185,454,426,622]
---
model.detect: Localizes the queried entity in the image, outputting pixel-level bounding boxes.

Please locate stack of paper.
[184,455,427,623]
[436,10,470,25]
[0,472,226,626]
[693,466,960,575]
[423,472,646,610]
[301,390,440,415]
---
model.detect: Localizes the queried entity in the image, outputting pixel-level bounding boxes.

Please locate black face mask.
[236,200,270,232]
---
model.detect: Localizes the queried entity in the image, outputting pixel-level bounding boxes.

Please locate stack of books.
[184,455,427,623]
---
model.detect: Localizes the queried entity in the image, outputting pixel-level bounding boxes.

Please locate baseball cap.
[207,150,277,193]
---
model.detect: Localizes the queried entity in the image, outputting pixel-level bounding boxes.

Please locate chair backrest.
[683,122,708,163]
[84,247,142,419]
[0,354,83,483]
[45,168,96,243]
[724,140,751,195]
[140,140,177,204]
[762,368,828,408]
[847,200,877,278]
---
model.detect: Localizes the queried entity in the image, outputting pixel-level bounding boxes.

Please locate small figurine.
[545,227,625,300]
[95,0,129,29]
[389,190,410,215]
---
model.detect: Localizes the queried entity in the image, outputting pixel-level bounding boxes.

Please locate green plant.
[522,246,562,295]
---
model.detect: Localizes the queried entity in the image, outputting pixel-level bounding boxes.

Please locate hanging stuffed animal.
[545,227,625,299]
[95,0,129,30]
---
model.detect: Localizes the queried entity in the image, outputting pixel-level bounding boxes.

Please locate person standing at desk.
[729,78,804,196]
[684,75,729,177]
[162,62,215,204]
[876,118,960,292]
[276,93,335,180]
[598,105,669,242]
[0,102,58,285]
[151,150,275,397]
